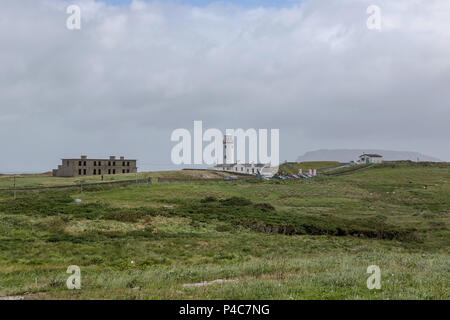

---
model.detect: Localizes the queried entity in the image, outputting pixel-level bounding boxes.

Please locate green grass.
[0,162,448,299]
[0,170,227,189]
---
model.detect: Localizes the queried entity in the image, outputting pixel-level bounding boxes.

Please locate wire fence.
[0,176,226,193]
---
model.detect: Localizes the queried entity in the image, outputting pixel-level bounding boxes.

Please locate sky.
[95,0,301,8]
[0,0,449,173]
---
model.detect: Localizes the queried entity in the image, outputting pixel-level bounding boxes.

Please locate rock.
[183,279,235,288]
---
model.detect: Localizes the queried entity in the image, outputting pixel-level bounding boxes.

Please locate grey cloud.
[0,0,449,173]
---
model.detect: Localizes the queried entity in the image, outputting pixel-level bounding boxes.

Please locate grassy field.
[0,162,448,299]
[0,170,229,189]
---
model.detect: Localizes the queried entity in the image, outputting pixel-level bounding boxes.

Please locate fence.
[0,176,226,193]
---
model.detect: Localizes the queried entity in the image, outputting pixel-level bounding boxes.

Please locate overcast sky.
[0,0,449,173]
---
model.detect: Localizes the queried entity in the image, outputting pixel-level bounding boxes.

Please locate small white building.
[358,153,383,164]
[216,162,277,177]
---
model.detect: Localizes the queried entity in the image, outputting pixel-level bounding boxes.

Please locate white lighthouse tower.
[223,135,234,164]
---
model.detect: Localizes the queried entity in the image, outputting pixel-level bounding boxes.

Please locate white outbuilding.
[358,153,383,164]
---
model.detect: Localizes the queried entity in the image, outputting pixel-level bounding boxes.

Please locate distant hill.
[297,149,441,163]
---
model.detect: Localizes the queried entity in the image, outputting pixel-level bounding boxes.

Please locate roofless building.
[52,155,137,177]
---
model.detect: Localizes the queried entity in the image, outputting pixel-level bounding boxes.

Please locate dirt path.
[0,293,46,300]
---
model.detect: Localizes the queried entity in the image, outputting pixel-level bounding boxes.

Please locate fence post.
[13,175,16,200]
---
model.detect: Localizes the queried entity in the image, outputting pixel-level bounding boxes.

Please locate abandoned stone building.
[52,155,137,177]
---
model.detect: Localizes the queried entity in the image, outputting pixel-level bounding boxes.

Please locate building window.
[122,169,125,173]
[78,161,82,166]
[127,169,130,173]
[94,161,97,166]
[113,161,115,166]
[83,161,86,166]
[108,169,111,174]
[127,161,130,166]
[78,169,81,175]
[83,169,86,175]
[241,167,243,171]
[93,169,96,175]
[98,169,101,175]
[108,161,111,166]
[98,161,101,166]
[235,167,237,171]
[123,161,125,166]
[113,169,116,174]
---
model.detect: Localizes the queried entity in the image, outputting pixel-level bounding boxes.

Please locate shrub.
[253,203,275,211]
[200,196,218,203]
[220,197,252,206]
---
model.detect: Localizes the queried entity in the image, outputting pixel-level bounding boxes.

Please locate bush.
[175,197,418,241]
[253,203,275,211]
[215,223,234,232]
[200,196,218,203]
[220,197,252,206]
